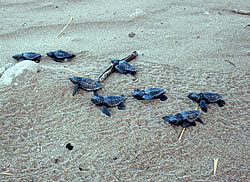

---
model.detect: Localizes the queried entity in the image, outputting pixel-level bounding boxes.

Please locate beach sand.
[0,0,249,181]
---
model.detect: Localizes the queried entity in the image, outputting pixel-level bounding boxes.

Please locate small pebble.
[79,167,83,171]
[66,143,74,150]
[128,32,135,38]
[113,157,118,160]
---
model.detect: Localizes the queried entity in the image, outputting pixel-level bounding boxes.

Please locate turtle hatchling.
[47,50,75,62]
[162,110,204,128]
[188,92,225,113]
[69,76,102,96]
[91,92,126,117]
[12,52,41,63]
[133,88,168,101]
[111,59,136,75]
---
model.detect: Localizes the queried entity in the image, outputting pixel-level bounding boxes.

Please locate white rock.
[0,63,14,77]
[0,61,40,85]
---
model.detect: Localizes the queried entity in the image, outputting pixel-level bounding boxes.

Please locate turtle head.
[91,95,104,105]
[111,59,120,65]
[12,53,23,60]
[46,51,54,57]
[187,93,201,102]
[162,115,181,125]
[132,88,144,99]
[69,76,81,84]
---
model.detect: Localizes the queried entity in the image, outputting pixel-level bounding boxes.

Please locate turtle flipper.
[72,84,79,96]
[93,90,99,96]
[217,100,225,107]
[196,118,204,125]
[70,54,76,58]
[200,100,207,113]
[118,103,125,110]
[129,70,136,76]
[34,59,40,63]
[101,105,111,117]
[182,121,196,128]
[53,58,63,62]
[142,95,153,100]
[18,58,24,62]
[160,94,168,101]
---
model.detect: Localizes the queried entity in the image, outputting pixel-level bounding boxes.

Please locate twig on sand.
[178,128,186,141]
[98,65,114,83]
[224,60,236,67]
[231,10,250,15]
[2,172,13,176]
[214,158,218,175]
[40,65,81,75]
[56,17,74,38]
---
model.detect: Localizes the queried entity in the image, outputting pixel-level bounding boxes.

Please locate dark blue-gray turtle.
[12,52,41,63]
[98,51,138,82]
[111,59,136,75]
[47,50,75,62]
[162,110,204,128]
[69,76,102,96]
[133,88,167,101]
[188,92,225,113]
[91,92,126,117]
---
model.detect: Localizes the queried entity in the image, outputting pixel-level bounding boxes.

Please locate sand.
[0,0,249,181]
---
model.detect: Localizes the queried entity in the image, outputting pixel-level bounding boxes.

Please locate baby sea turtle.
[12,52,41,63]
[162,110,204,128]
[111,59,136,75]
[188,92,225,113]
[98,51,138,82]
[133,88,168,101]
[69,76,102,96]
[91,92,126,117]
[47,50,75,62]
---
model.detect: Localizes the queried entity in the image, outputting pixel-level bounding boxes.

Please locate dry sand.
[0,0,249,181]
